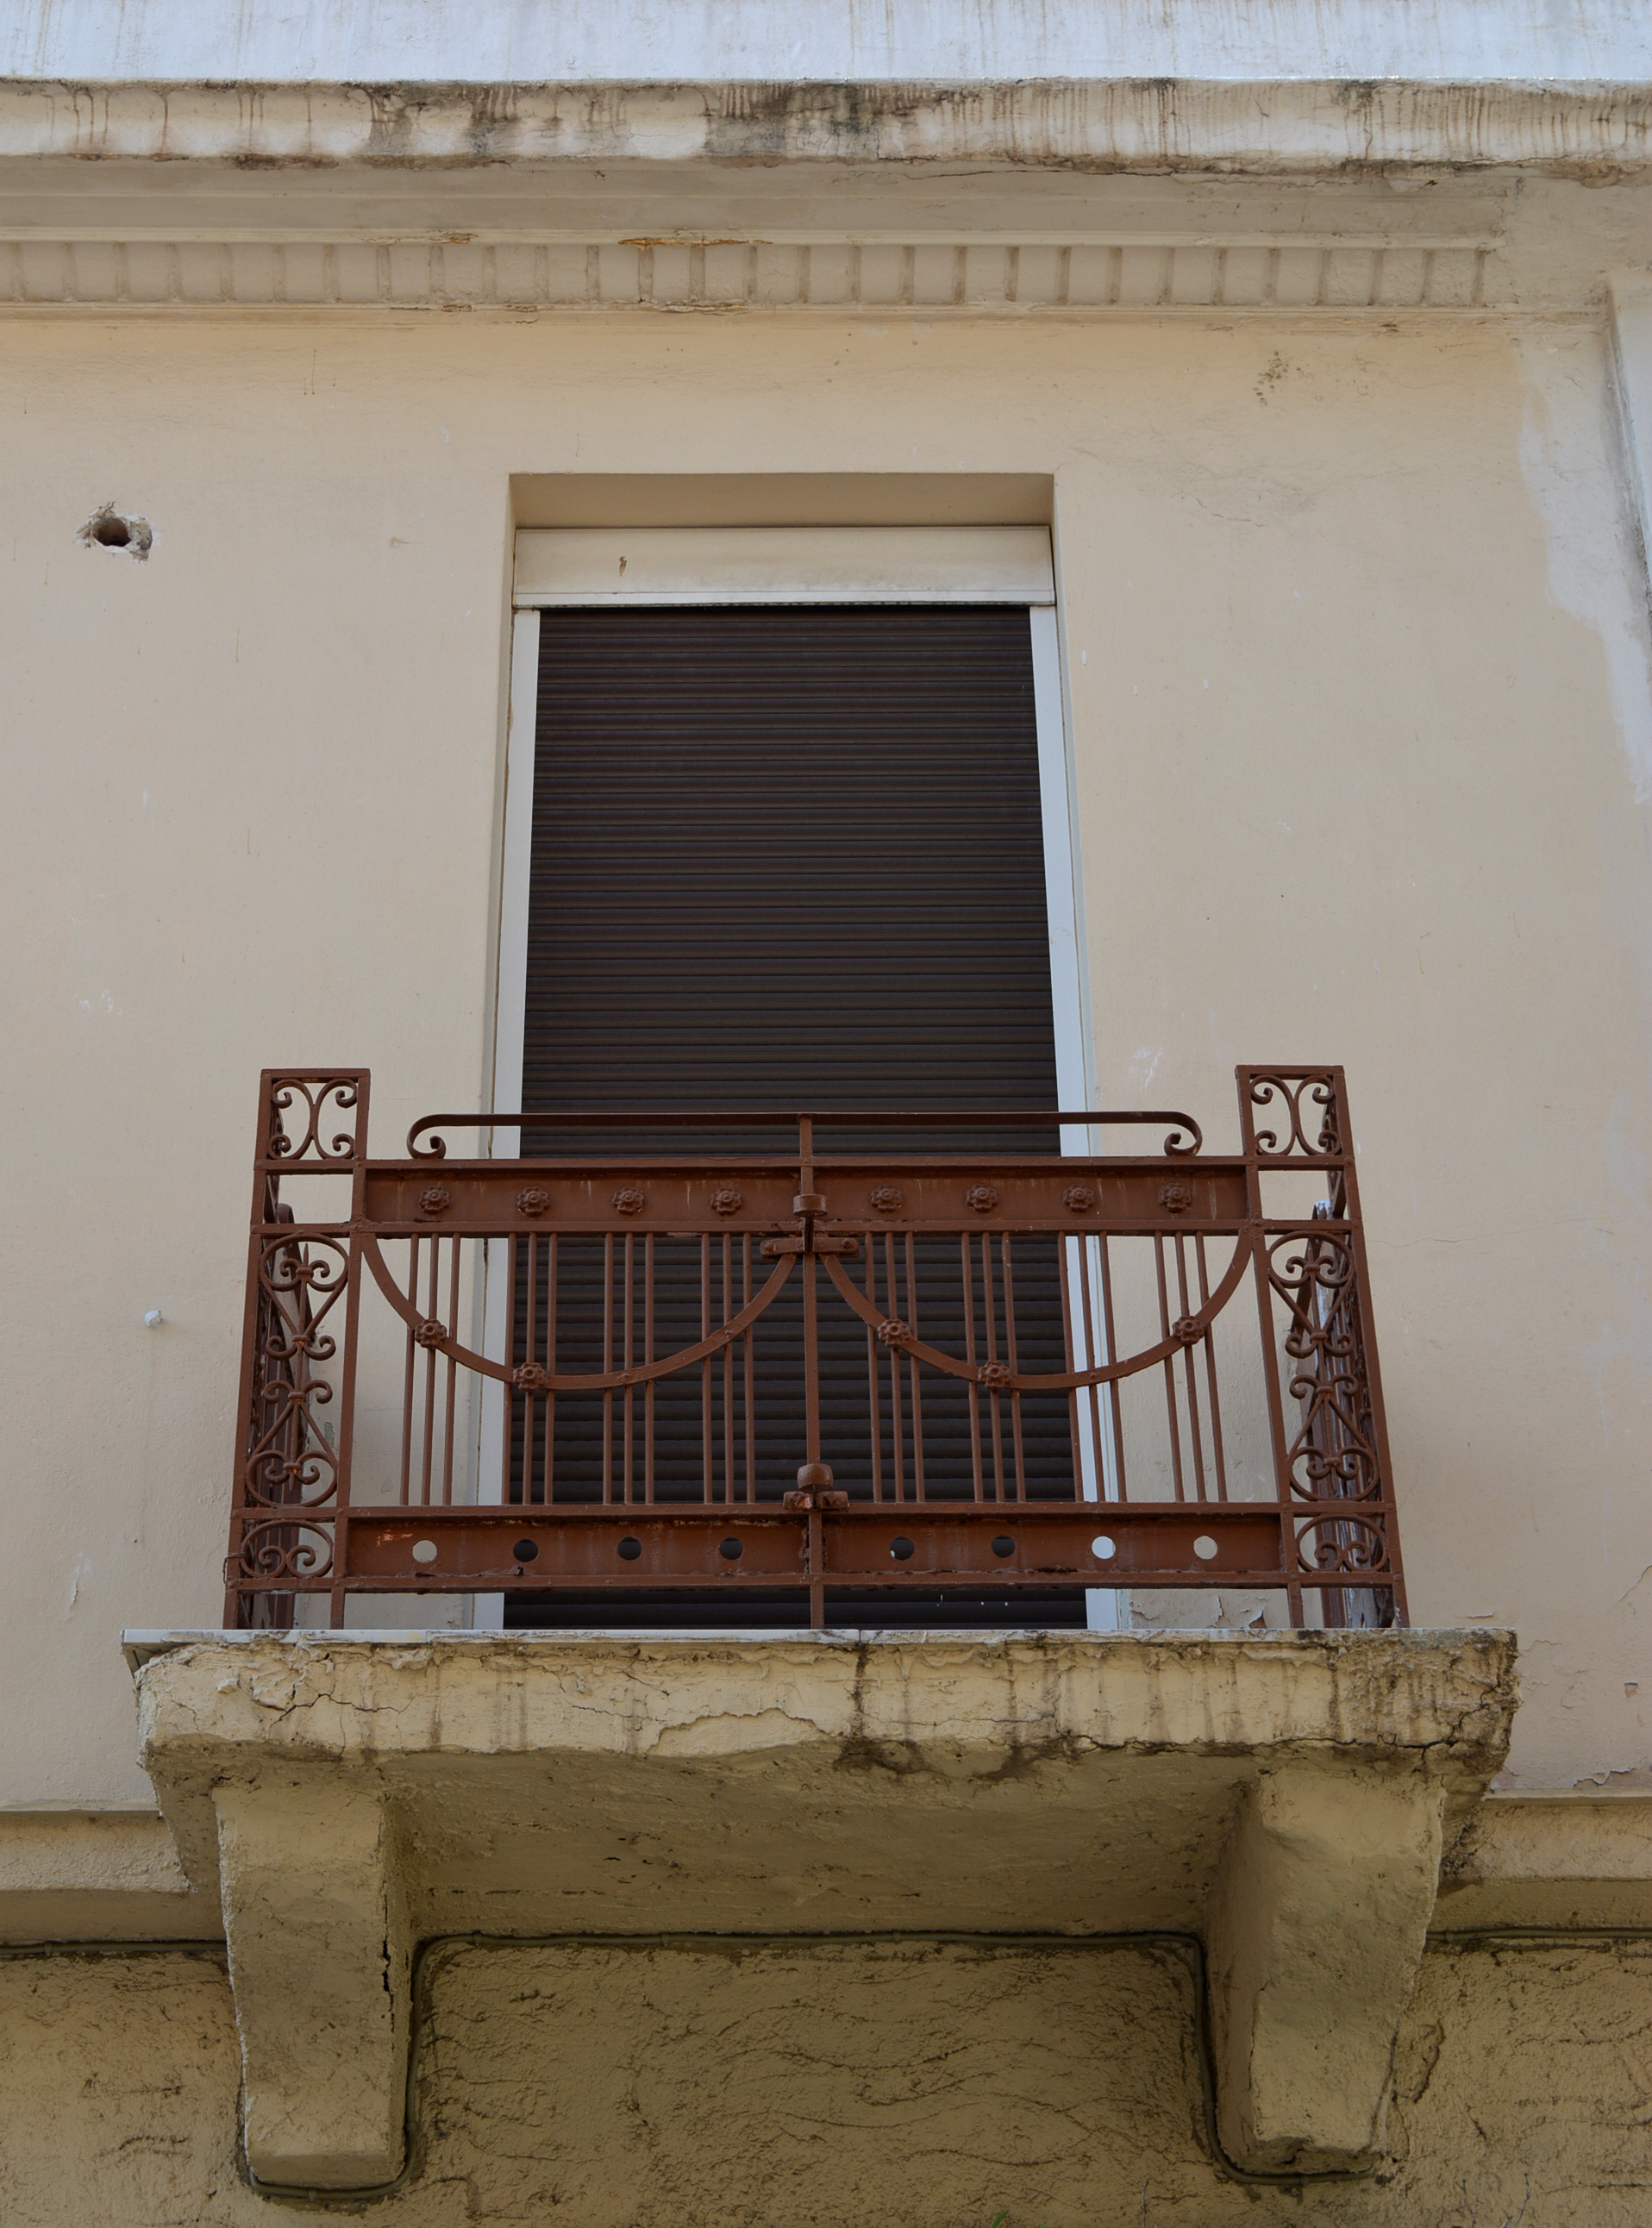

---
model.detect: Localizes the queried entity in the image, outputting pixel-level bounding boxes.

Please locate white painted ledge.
[513,525,1054,607]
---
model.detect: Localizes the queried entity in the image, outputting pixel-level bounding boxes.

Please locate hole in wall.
[78,503,153,561]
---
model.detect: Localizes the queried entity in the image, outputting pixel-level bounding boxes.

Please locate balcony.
[226,1066,1405,1630]
[185,1076,1478,2196]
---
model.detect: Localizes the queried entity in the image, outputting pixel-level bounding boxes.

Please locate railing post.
[1236,1067,1406,1630]
[224,1072,369,1630]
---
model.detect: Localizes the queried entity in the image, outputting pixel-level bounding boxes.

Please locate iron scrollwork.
[229,1068,1406,1630]
[237,1516,335,1583]
[242,1232,348,1511]
[264,1075,362,1165]
[1295,1514,1390,1575]
[1266,1228,1382,1502]
[1247,1072,1342,1161]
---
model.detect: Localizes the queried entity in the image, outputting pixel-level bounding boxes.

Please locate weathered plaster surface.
[2,78,1651,179]
[216,1779,410,2188]
[1439,1791,1652,1927]
[1207,1763,1445,2170]
[130,1630,1512,2182]
[2,1935,1649,2224]
[4,1787,1641,1941]
[0,1809,218,1943]
[6,0,1652,92]
[134,1630,1517,1932]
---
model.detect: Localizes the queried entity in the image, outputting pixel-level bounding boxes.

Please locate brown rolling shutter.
[522,605,1059,1139]
[514,604,1081,1629]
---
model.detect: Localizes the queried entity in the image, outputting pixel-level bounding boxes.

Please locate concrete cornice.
[1,79,1647,317]
[0,233,1504,317]
[1,78,1652,178]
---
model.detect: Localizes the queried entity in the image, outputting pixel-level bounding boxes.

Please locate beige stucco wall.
[4,307,1651,1802]
[0,1935,1648,2223]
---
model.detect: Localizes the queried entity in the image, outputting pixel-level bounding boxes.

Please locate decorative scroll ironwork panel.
[225,1067,1407,1630]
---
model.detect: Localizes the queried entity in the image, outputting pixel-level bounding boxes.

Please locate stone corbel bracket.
[130,1627,1516,2191]
[1207,1761,1446,2170]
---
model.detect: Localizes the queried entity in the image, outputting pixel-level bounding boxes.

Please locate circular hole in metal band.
[617,1536,642,1561]
[991,1534,1016,1559]
[890,1536,916,1561]
[719,1537,744,1561]
[1092,1535,1117,1561]
[513,1539,539,1561]
[411,1540,438,1566]
[1193,1534,1219,1561]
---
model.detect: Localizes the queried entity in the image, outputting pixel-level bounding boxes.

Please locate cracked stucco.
[1,1935,1648,2225]
[126,1635,1516,1978]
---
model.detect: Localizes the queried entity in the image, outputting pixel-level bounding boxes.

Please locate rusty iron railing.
[225,1068,1406,1630]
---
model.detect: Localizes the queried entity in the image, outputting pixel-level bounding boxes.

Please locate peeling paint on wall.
[1517,329,1652,800]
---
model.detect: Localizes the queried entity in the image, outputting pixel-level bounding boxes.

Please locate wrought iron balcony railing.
[226,1068,1405,1630]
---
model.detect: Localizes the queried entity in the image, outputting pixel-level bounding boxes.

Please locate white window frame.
[474,526,1113,1630]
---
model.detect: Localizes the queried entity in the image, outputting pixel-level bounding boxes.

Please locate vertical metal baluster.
[864,1224,884,1504]
[623,1232,635,1507]
[441,1235,460,1504]
[329,1099,372,1626]
[602,1233,614,1507]
[742,1237,756,1505]
[1099,1236,1128,1499]
[545,1235,557,1507]
[798,1117,825,1630]
[499,1236,516,1506]
[1195,1235,1229,1500]
[1155,1235,1186,1500]
[962,1232,984,1500]
[701,1236,713,1503]
[419,1236,439,1505]
[526,1233,539,1508]
[803,1250,823,1486]
[722,1232,735,1510]
[1061,1237,1085,1492]
[1077,1240,1106,1499]
[1002,1235,1027,1502]
[399,1235,417,1506]
[984,1236,1006,1504]
[905,1231,926,1505]
[885,1232,905,1502]
[644,1233,654,1505]
[1173,1232,1209,1501]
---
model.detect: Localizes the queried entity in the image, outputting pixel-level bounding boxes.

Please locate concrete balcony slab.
[128,1627,1515,2190]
